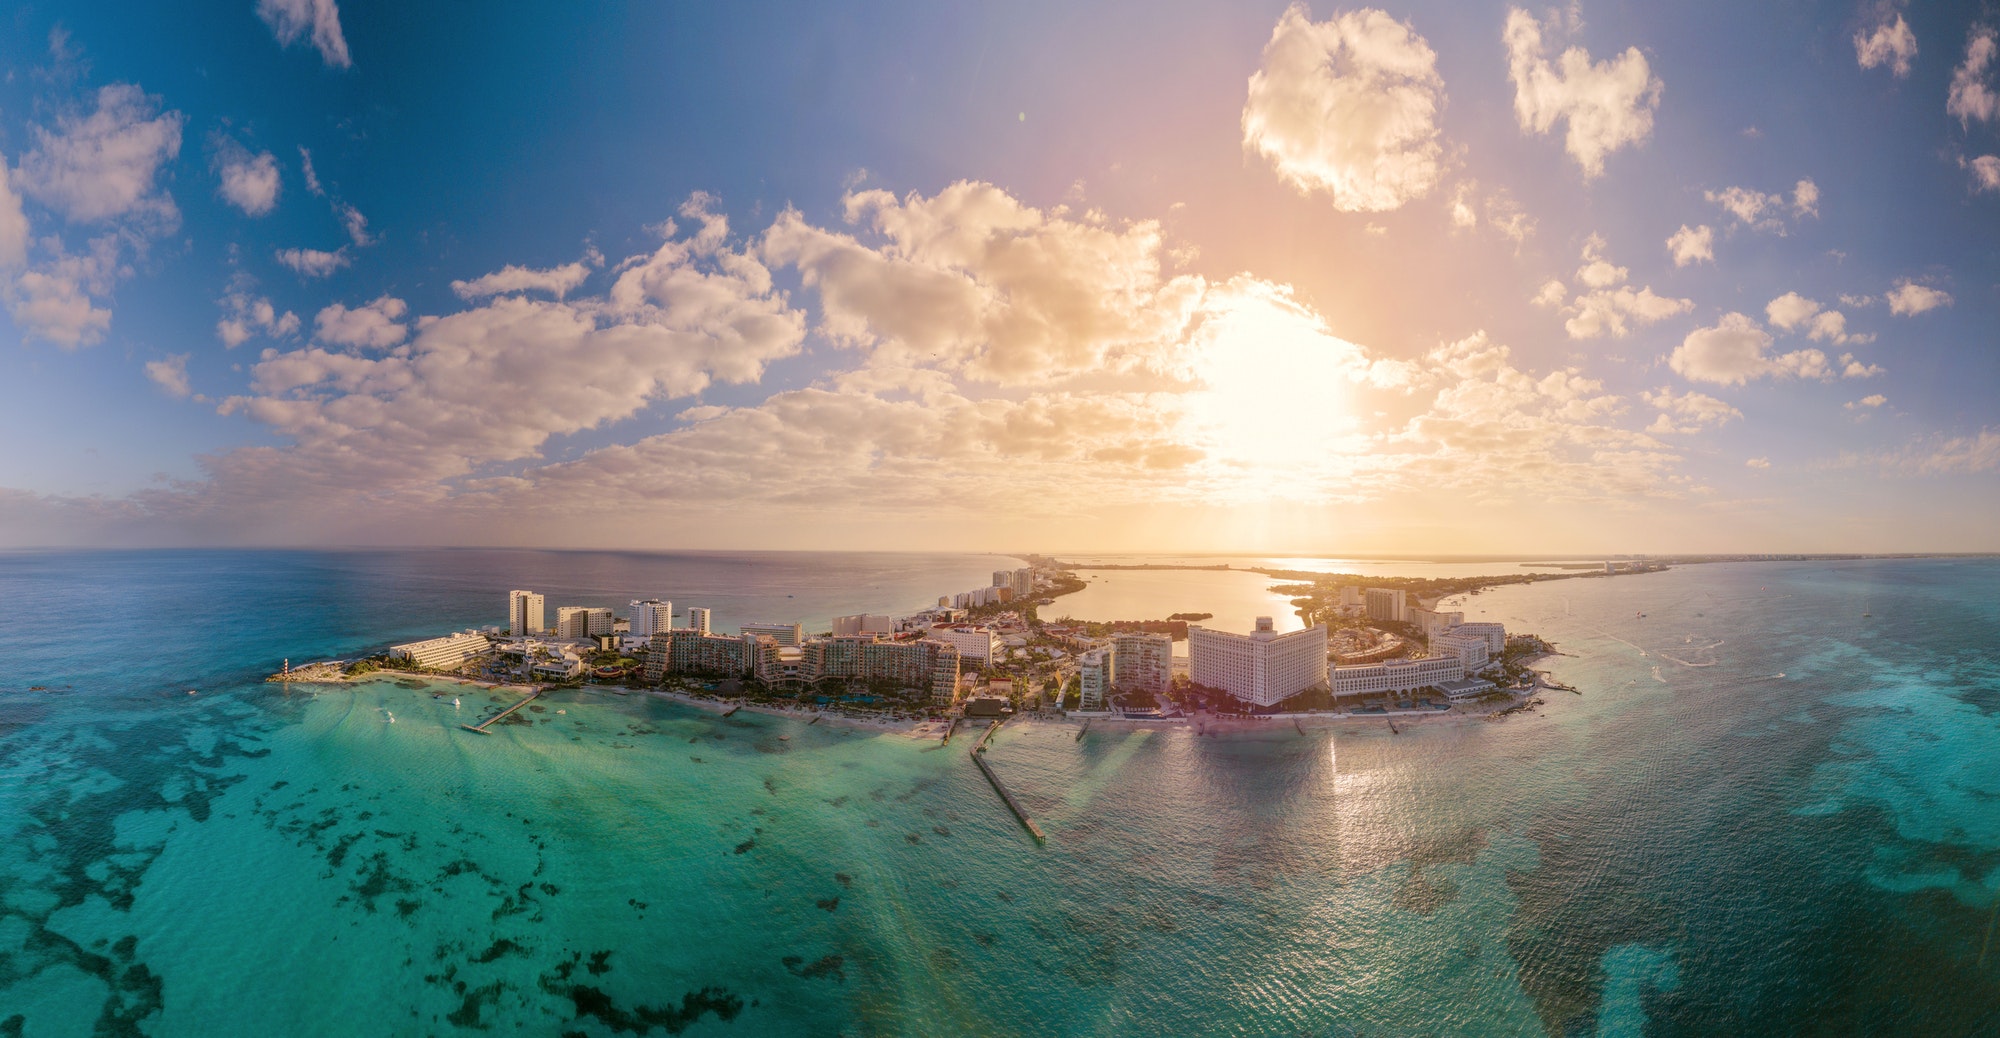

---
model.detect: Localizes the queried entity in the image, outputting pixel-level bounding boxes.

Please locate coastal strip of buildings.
[387,571,1516,717]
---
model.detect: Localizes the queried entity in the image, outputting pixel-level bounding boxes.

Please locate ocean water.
[2,552,1998,1036]
[1049,568,1307,633]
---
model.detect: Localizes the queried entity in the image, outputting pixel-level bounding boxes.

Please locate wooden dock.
[1075,719,1090,743]
[460,690,539,734]
[940,717,961,744]
[971,752,1044,843]
[722,704,742,718]
[971,719,1002,754]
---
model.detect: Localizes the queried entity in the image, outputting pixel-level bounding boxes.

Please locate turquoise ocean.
[2,551,1997,1036]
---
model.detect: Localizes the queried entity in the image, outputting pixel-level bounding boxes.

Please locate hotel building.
[686,607,712,636]
[1331,655,1464,696]
[927,623,999,665]
[508,590,545,636]
[555,606,614,640]
[1451,622,1507,655]
[630,599,674,638]
[740,621,804,646]
[1187,618,1329,707]
[1077,648,1113,711]
[831,613,896,637]
[1110,631,1172,696]
[1431,632,1491,670]
[1364,588,1408,623]
[390,630,491,670]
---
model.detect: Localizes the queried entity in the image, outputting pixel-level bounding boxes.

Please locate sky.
[0,0,1996,554]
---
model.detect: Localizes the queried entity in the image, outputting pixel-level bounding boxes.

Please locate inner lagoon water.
[3,551,1998,1036]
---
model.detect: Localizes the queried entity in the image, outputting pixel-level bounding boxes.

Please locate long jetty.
[971,720,1002,754]
[971,752,1045,843]
[461,690,539,734]
[940,717,961,744]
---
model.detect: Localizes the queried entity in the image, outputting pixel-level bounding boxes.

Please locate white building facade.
[740,621,804,646]
[1451,622,1506,655]
[390,630,491,669]
[1110,631,1172,696]
[1364,588,1407,623]
[630,599,674,638]
[1431,632,1491,671]
[928,624,999,665]
[1187,618,1328,707]
[1332,655,1465,696]
[508,590,545,636]
[1077,648,1113,711]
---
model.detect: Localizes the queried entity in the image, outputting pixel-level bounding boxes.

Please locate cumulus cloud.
[1644,386,1741,434]
[145,353,191,398]
[1666,224,1713,266]
[1537,235,1691,338]
[313,295,408,349]
[1948,25,1998,124]
[213,138,281,217]
[1964,154,2000,192]
[1447,182,1534,242]
[1885,279,1951,315]
[215,202,806,496]
[452,254,599,300]
[275,246,349,278]
[1765,292,1820,331]
[217,275,300,347]
[1846,394,1888,410]
[1855,11,1918,77]
[1745,457,1771,469]
[1705,179,1819,232]
[1668,312,1835,385]
[5,236,122,349]
[257,0,352,69]
[764,181,1207,384]
[1503,7,1662,177]
[1241,5,1446,211]
[15,83,184,226]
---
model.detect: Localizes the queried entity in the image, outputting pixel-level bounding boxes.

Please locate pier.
[1075,719,1089,743]
[971,719,1002,754]
[461,690,540,734]
[940,718,961,744]
[722,704,742,718]
[971,751,1045,844]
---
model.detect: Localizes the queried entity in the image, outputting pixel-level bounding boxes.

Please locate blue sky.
[0,0,1995,551]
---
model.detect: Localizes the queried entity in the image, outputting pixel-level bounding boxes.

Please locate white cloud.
[1705,179,1819,232]
[1964,155,2000,192]
[15,83,184,226]
[1666,224,1713,266]
[1502,7,1662,178]
[5,236,121,349]
[1948,25,1998,124]
[0,165,30,270]
[1542,235,1691,339]
[1855,12,1918,77]
[337,202,371,246]
[1765,291,1820,330]
[1885,279,1951,315]
[213,140,280,217]
[256,0,352,69]
[217,276,300,347]
[1447,182,1533,242]
[763,181,1207,384]
[274,246,349,278]
[1840,352,1884,378]
[1835,428,2000,475]
[1241,6,1445,211]
[1745,457,1770,469]
[452,257,597,300]
[216,202,807,495]
[1669,312,1834,385]
[1644,386,1741,434]
[299,147,324,196]
[145,353,191,398]
[313,295,408,349]
[1846,394,1888,410]
[1840,292,1876,308]
[1791,178,1820,218]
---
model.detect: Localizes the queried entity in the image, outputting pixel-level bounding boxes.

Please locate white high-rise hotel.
[508,590,545,636]
[1188,617,1328,707]
[630,599,674,638]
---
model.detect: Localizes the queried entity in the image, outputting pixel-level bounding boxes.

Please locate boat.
[1862,612,1871,618]
[454,697,461,708]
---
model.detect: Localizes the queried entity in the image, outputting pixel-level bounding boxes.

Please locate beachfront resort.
[288,561,1554,725]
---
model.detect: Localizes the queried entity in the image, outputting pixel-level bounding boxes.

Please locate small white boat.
[454,697,461,708]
